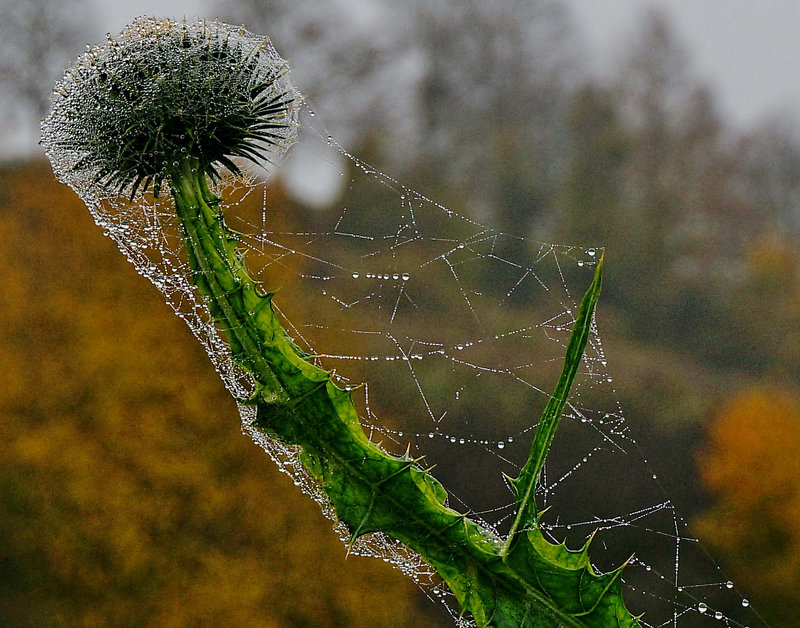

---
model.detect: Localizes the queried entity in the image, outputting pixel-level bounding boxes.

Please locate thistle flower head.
[41,17,301,200]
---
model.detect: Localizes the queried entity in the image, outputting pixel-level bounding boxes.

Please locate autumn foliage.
[695,386,800,626]
[0,162,445,627]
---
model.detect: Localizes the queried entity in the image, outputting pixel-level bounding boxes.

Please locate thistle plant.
[42,17,640,627]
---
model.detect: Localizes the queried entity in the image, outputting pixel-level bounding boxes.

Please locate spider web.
[80,106,764,627]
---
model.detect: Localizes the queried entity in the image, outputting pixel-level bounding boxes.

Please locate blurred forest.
[2,0,800,625]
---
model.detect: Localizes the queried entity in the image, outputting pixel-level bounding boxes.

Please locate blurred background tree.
[696,388,800,627]
[1,0,799,624]
[0,0,95,157]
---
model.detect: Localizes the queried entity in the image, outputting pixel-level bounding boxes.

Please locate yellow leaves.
[695,386,800,624]
[700,388,800,510]
[0,162,441,627]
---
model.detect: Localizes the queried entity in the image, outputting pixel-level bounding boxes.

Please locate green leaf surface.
[169,164,641,627]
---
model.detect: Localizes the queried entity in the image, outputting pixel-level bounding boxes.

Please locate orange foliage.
[0,162,445,627]
[695,386,800,624]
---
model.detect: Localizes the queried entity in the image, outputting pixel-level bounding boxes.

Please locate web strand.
[82,104,765,627]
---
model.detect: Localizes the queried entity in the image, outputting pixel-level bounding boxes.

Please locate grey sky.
[565,0,800,128]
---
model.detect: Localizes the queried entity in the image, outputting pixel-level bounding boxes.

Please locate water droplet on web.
[698,602,708,614]
[47,26,755,621]
[725,580,733,589]
[741,599,749,607]
[714,611,723,620]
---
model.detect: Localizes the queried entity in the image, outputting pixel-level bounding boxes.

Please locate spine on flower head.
[41,17,300,202]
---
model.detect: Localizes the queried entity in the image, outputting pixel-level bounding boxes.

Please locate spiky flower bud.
[41,16,301,200]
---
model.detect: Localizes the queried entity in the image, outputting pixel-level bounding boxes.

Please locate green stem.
[504,255,604,553]
[167,162,637,628]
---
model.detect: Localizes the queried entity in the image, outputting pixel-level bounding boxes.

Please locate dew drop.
[587,248,597,257]
[401,273,410,281]
[725,580,733,589]
[741,599,749,607]
[352,272,359,279]
[497,442,505,449]
[428,432,435,439]
[698,602,708,614]
[714,611,723,620]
